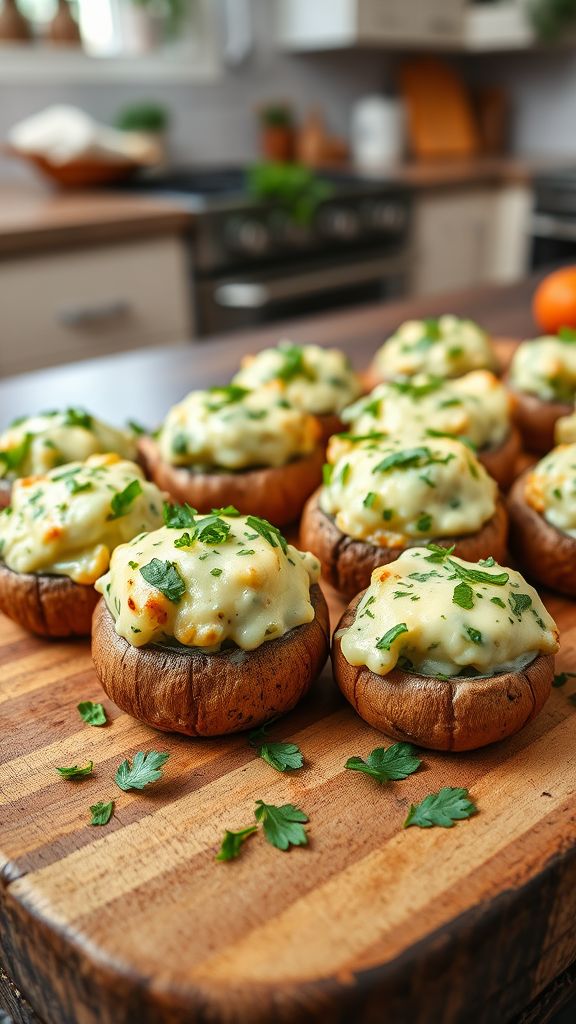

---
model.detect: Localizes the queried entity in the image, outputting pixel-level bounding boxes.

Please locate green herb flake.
[90,800,114,826]
[465,625,483,645]
[345,742,421,783]
[254,800,308,851]
[246,515,288,554]
[509,593,532,618]
[115,751,170,792]
[424,543,455,563]
[491,596,506,608]
[210,567,223,577]
[376,623,408,651]
[66,478,92,495]
[363,491,377,509]
[77,701,107,727]
[163,502,197,528]
[453,581,474,610]
[322,463,333,486]
[216,825,258,862]
[56,761,94,780]
[416,512,432,533]
[448,559,509,587]
[404,787,477,829]
[108,479,142,520]
[139,559,186,603]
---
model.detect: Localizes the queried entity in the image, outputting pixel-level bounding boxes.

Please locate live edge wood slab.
[1,274,576,1024]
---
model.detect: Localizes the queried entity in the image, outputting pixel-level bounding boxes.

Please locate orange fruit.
[533,266,576,334]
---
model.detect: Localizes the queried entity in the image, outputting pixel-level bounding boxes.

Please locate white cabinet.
[410,184,531,296]
[276,0,534,52]
[0,235,191,377]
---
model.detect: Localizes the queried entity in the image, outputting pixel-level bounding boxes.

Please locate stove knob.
[226,217,270,256]
[319,205,361,241]
[364,200,407,233]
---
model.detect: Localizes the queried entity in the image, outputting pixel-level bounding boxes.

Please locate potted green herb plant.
[258,104,295,163]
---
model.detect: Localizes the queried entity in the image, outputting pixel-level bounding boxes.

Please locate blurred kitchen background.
[2,0,576,376]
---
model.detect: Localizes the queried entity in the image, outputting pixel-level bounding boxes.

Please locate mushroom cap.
[91,583,330,736]
[477,427,522,491]
[138,436,323,527]
[509,468,576,596]
[0,563,98,637]
[300,488,509,600]
[509,387,571,455]
[332,590,554,751]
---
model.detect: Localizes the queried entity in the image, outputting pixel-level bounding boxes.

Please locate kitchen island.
[1,275,576,1024]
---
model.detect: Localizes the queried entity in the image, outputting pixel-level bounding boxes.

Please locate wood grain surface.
[1,279,576,1024]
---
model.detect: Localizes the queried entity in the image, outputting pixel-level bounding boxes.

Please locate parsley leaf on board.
[249,724,304,773]
[553,671,576,687]
[345,743,421,783]
[77,701,107,727]
[108,479,142,520]
[115,751,170,791]
[90,801,114,826]
[404,787,478,829]
[163,502,197,528]
[453,581,474,610]
[376,623,408,651]
[216,825,258,862]
[254,800,309,851]
[56,761,94,780]
[139,559,186,603]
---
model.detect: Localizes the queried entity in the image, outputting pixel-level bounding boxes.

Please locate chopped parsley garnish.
[140,559,186,603]
[115,751,169,791]
[372,446,432,474]
[195,514,231,545]
[211,505,241,516]
[127,419,147,436]
[558,326,576,342]
[275,341,308,381]
[447,559,508,587]
[408,571,439,582]
[375,623,408,651]
[424,543,455,563]
[90,801,114,827]
[339,462,351,484]
[128,560,139,570]
[63,407,93,430]
[206,384,250,411]
[389,376,443,399]
[174,532,193,549]
[66,478,92,495]
[254,800,308,851]
[453,581,474,610]
[509,593,532,618]
[336,431,388,443]
[163,502,197,528]
[416,512,432,532]
[171,433,188,455]
[322,463,333,486]
[210,567,223,577]
[345,742,421,783]
[363,492,377,509]
[56,761,94,780]
[0,433,32,473]
[404,787,477,829]
[216,825,258,862]
[237,548,255,556]
[465,625,483,645]
[108,479,142,520]
[246,515,288,554]
[490,596,506,608]
[77,701,107,727]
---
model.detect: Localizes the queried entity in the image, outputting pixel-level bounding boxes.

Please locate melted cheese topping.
[158,385,320,470]
[232,341,362,415]
[372,315,496,380]
[320,436,496,546]
[525,442,576,537]
[0,409,136,480]
[340,547,558,677]
[555,407,576,445]
[95,515,321,651]
[509,336,576,402]
[0,455,165,584]
[342,370,510,450]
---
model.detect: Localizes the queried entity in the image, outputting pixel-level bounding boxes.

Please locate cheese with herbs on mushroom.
[509,335,576,403]
[320,436,496,547]
[232,340,362,415]
[0,454,165,584]
[525,442,576,537]
[0,409,137,480]
[158,384,320,470]
[340,547,558,678]
[342,370,510,451]
[95,510,321,651]
[371,315,496,381]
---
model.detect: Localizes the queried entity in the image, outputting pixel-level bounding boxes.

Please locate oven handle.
[213,255,408,309]
[531,213,576,242]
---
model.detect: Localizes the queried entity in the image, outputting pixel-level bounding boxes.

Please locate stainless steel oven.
[121,167,412,335]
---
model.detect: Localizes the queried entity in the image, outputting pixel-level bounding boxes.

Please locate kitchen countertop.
[0,270,544,424]
[0,182,193,257]
[344,154,575,189]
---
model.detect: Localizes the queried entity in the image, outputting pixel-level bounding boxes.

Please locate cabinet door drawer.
[0,236,191,376]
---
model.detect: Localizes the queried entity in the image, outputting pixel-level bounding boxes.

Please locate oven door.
[195,251,409,335]
[531,213,576,268]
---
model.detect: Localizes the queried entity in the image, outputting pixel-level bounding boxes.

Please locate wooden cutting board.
[1,569,576,1024]
[400,58,480,160]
